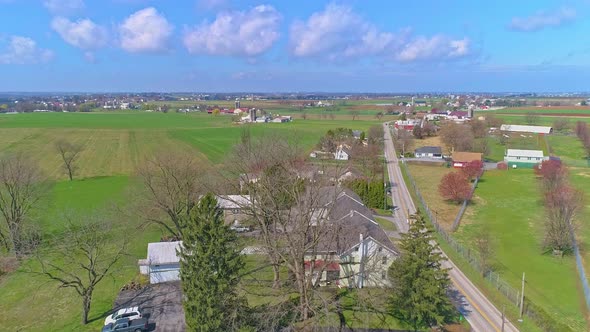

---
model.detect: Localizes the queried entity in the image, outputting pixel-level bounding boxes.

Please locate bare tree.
[226,134,391,326]
[0,154,44,256]
[439,122,474,153]
[553,118,570,132]
[34,212,128,324]
[544,185,583,255]
[55,140,83,181]
[301,112,308,120]
[473,227,494,276]
[351,111,360,121]
[392,129,414,156]
[137,152,204,239]
[375,111,384,120]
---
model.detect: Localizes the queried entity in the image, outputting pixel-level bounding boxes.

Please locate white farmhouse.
[334,146,351,160]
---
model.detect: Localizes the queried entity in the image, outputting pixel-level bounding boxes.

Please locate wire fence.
[399,161,581,332]
[450,175,481,232]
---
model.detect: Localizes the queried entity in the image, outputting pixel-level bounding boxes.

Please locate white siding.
[149,263,180,284]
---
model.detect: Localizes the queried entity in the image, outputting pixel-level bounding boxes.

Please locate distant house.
[500,124,553,135]
[272,115,292,123]
[305,189,399,288]
[215,195,251,225]
[451,151,483,168]
[394,119,421,131]
[334,146,351,160]
[504,149,549,168]
[414,100,427,107]
[352,130,363,140]
[415,146,443,159]
[138,241,182,284]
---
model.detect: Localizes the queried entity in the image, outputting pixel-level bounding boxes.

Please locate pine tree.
[387,213,455,331]
[179,193,245,332]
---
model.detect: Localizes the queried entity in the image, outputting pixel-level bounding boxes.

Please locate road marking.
[451,275,501,332]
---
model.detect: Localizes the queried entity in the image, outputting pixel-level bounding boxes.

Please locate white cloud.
[198,0,228,10]
[183,5,281,57]
[289,3,470,62]
[119,7,173,53]
[51,17,108,50]
[396,36,470,62]
[43,0,84,15]
[0,36,54,64]
[509,7,576,32]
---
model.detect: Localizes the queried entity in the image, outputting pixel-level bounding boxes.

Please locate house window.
[354,246,359,251]
[381,271,387,279]
[382,257,387,264]
[232,209,239,214]
[327,270,340,283]
[378,246,383,252]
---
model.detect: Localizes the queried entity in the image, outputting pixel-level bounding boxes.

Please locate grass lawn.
[0,177,164,332]
[455,170,587,331]
[406,164,463,230]
[374,217,397,232]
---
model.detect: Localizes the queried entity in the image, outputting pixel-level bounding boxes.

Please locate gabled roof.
[415,146,442,154]
[500,124,552,134]
[506,149,544,158]
[314,188,398,255]
[215,195,251,209]
[451,151,482,162]
[146,241,181,265]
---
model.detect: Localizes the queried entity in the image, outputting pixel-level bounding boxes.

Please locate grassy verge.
[374,217,397,232]
[399,164,542,331]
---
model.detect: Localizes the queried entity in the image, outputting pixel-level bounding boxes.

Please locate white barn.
[504,149,549,168]
[500,124,552,134]
[138,241,182,284]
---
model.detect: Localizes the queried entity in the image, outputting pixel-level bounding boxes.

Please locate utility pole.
[519,272,525,322]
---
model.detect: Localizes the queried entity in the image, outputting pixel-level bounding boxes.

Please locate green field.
[0,112,383,178]
[0,176,164,332]
[0,111,390,331]
[456,170,587,331]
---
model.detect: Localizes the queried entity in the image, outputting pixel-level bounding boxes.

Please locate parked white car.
[104,307,142,326]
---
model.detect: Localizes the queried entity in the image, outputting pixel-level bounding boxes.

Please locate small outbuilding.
[451,151,483,168]
[415,146,443,159]
[504,149,549,168]
[500,124,553,134]
[334,146,351,161]
[139,241,182,284]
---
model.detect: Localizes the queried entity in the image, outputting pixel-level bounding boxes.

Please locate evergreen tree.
[387,213,455,331]
[179,193,245,332]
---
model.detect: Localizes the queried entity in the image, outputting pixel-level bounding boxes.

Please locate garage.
[139,241,182,284]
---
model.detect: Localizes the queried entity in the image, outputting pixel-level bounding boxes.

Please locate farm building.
[334,146,351,160]
[415,146,443,159]
[394,119,421,131]
[500,124,552,134]
[215,195,251,225]
[451,151,482,168]
[138,241,182,284]
[504,149,549,168]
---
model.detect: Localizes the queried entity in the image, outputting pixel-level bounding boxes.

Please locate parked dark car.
[102,317,148,332]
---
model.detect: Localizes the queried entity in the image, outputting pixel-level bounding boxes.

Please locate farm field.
[0,112,384,177]
[456,170,587,331]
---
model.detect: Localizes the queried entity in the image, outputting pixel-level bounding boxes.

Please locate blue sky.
[0,0,589,92]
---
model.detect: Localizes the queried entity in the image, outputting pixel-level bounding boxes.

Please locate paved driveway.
[114,281,185,332]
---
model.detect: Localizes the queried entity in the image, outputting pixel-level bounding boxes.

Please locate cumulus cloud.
[51,17,108,50]
[508,7,576,32]
[119,7,173,53]
[183,5,281,57]
[396,36,470,62]
[0,36,54,64]
[43,0,84,15]
[289,3,469,62]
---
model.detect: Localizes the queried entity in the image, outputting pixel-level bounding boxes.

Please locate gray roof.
[146,241,182,265]
[415,146,442,154]
[505,149,544,158]
[314,188,398,255]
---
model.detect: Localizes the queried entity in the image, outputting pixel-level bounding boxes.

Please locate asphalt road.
[383,123,519,332]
